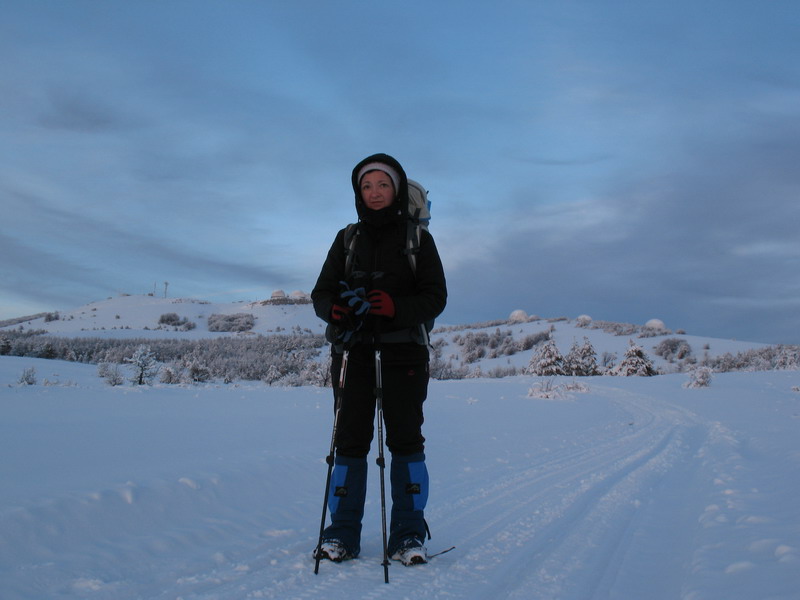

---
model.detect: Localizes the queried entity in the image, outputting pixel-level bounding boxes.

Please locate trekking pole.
[374,335,391,583]
[314,349,349,575]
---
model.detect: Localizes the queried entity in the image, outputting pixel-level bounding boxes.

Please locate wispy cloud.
[1,0,798,343]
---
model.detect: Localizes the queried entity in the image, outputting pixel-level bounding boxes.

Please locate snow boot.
[313,539,353,563]
[391,536,428,565]
[387,452,429,559]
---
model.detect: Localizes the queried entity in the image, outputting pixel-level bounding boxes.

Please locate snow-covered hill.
[0,294,326,339]
[0,294,774,376]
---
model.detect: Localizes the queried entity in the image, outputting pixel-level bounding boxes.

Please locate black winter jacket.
[311,154,447,364]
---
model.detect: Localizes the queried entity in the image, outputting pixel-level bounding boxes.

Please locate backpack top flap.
[407,179,430,231]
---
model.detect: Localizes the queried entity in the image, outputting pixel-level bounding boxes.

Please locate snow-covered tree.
[564,339,582,376]
[613,340,657,376]
[564,337,599,376]
[125,345,159,385]
[529,339,565,376]
[263,364,282,385]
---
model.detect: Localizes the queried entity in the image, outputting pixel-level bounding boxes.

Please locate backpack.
[343,179,433,345]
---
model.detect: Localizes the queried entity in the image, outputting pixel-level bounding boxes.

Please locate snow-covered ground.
[2,355,799,599]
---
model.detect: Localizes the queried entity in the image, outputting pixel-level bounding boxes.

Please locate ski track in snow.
[2,365,799,599]
[409,387,703,600]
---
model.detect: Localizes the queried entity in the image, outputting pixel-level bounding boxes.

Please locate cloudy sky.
[2,1,799,344]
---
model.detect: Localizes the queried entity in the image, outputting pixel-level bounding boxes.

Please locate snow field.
[1,357,799,599]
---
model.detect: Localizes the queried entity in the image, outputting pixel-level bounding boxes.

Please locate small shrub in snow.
[774,346,800,370]
[98,362,124,386]
[18,367,37,385]
[191,365,211,383]
[454,328,539,363]
[158,313,196,331]
[600,351,617,372]
[590,321,641,337]
[458,332,487,363]
[702,345,799,372]
[429,357,470,380]
[520,330,550,351]
[208,313,255,332]
[564,379,590,393]
[484,365,521,378]
[528,376,589,399]
[187,362,212,383]
[684,366,713,388]
[159,365,182,384]
[528,378,567,400]
[299,361,328,387]
[106,365,124,386]
[654,338,693,362]
[158,313,182,326]
[261,364,282,385]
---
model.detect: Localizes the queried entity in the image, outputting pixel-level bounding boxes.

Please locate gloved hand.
[367,290,395,318]
[340,282,371,316]
[331,303,358,330]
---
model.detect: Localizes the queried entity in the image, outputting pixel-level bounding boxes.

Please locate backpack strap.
[404,209,422,274]
[343,223,359,277]
[403,211,432,348]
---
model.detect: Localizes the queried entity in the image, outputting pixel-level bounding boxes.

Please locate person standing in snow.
[311,153,447,566]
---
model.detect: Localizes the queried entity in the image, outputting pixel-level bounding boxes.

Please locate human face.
[360,170,396,211]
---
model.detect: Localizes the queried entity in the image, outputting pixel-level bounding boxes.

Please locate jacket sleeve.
[311,228,347,324]
[391,229,447,329]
